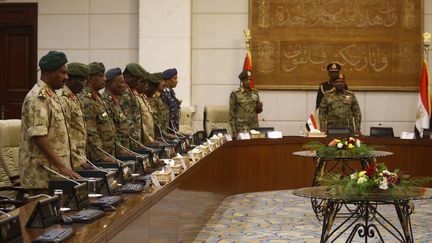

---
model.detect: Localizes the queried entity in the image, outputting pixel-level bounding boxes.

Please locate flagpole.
[424,32,430,62]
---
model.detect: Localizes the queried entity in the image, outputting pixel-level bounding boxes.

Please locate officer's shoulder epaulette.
[38,87,52,99]
[345,90,354,95]
[324,87,336,94]
[61,89,69,97]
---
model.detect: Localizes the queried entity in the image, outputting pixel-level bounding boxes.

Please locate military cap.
[39,51,68,71]
[106,67,122,81]
[335,73,345,81]
[125,63,148,79]
[146,73,161,85]
[67,62,90,77]
[152,72,162,81]
[238,70,252,80]
[161,68,177,80]
[327,63,341,72]
[88,62,105,75]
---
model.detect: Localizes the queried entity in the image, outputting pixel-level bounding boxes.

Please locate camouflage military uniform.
[161,87,181,131]
[58,85,87,168]
[102,89,131,149]
[120,88,142,148]
[229,87,261,133]
[19,80,71,189]
[148,91,169,137]
[319,89,361,133]
[136,93,155,143]
[316,81,333,109]
[79,86,116,162]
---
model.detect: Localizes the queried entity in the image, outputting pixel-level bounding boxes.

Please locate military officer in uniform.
[319,73,361,135]
[79,62,123,162]
[146,73,176,140]
[19,51,81,190]
[102,68,132,150]
[315,63,341,109]
[58,62,91,169]
[121,63,147,149]
[229,70,263,138]
[161,68,181,132]
[136,73,160,144]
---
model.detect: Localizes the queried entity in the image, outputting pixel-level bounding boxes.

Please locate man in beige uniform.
[19,51,81,190]
[58,62,90,169]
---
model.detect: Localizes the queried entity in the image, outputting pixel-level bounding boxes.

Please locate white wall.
[2,0,431,136]
[36,0,139,75]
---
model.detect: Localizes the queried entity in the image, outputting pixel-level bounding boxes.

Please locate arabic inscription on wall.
[250,0,422,90]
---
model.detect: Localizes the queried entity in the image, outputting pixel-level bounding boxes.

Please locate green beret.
[88,62,105,75]
[39,51,68,71]
[125,63,148,79]
[152,72,162,81]
[149,73,161,84]
[67,62,90,78]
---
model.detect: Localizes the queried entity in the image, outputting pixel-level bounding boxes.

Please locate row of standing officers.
[19,51,184,190]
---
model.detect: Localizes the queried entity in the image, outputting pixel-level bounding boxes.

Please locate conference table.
[16,136,432,242]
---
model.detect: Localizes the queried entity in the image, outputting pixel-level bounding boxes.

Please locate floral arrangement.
[320,162,431,197]
[303,137,374,157]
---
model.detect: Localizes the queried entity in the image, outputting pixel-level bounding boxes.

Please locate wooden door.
[0,3,37,119]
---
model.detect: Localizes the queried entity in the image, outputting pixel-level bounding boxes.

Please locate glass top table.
[293,186,432,242]
[293,150,394,220]
[292,150,393,159]
[293,186,432,203]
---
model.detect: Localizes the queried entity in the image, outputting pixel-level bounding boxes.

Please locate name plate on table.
[267,131,283,139]
[150,174,161,189]
[237,132,251,140]
[225,134,233,141]
[188,151,197,164]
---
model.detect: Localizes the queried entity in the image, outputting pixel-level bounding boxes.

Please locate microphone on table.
[42,165,80,185]
[129,136,157,153]
[166,124,185,139]
[115,142,142,157]
[79,154,109,174]
[156,125,170,145]
[96,146,125,166]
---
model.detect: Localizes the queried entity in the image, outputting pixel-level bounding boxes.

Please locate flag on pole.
[305,111,319,132]
[415,59,431,138]
[243,50,255,88]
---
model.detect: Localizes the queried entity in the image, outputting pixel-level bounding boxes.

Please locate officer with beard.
[319,73,361,135]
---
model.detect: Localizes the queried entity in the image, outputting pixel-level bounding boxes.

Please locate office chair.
[369,127,394,138]
[203,106,231,136]
[327,128,351,136]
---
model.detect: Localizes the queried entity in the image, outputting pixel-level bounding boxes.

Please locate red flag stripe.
[419,60,430,115]
[309,113,318,129]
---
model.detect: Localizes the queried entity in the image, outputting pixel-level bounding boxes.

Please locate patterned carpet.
[194,190,432,242]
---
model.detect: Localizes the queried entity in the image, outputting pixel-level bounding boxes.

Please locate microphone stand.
[42,165,80,185]
[129,136,157,152]
[79,154,109,173]
[115,143,141,157]
[157,126,170,145]
[96,146,125,166]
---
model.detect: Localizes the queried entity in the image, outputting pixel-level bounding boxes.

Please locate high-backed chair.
[203,106,231,136]
[179,106,193,135]
[0,120,22,197]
